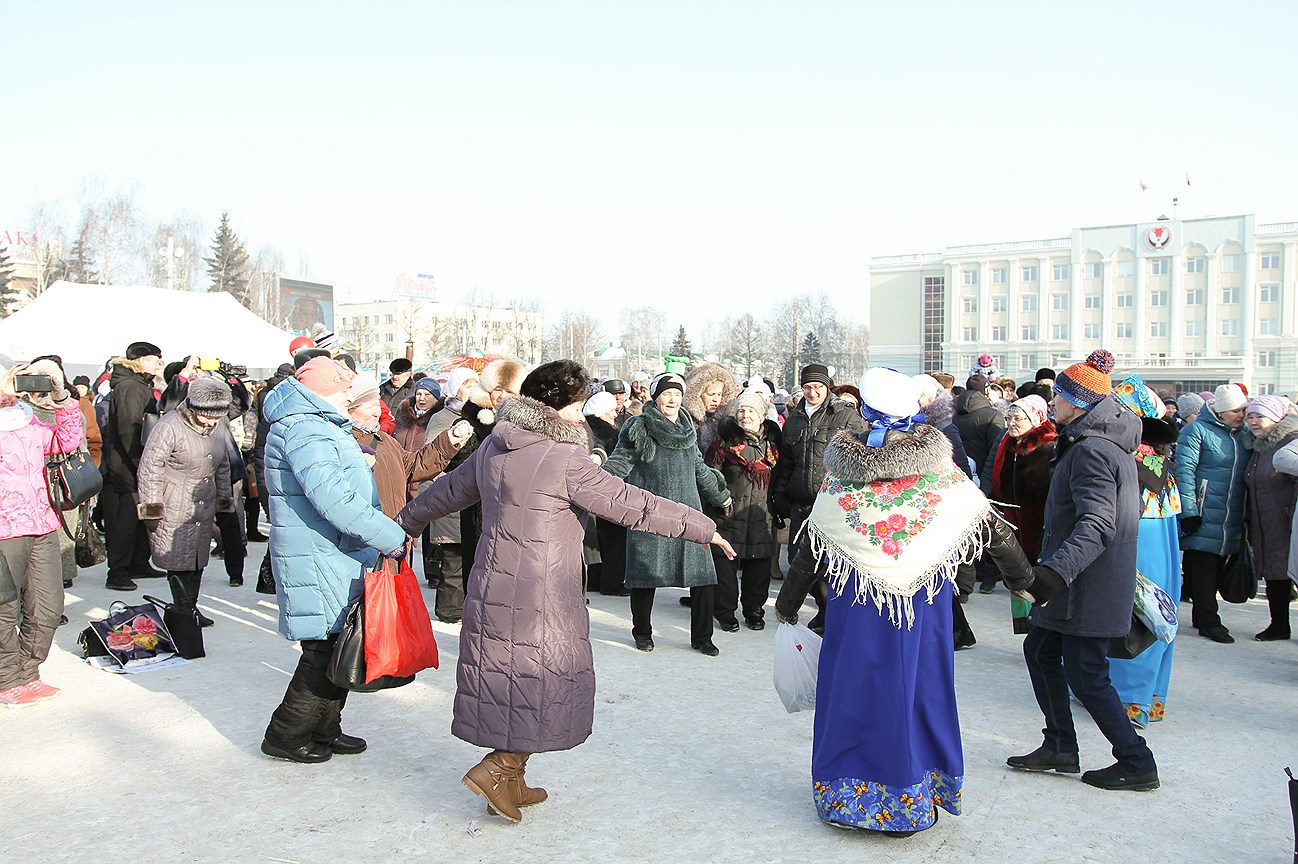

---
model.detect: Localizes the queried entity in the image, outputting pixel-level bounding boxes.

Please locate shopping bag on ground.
[773,621,821,713]
[364,558,439,680]
[84,600,177,669]
[1132,571,1177,643]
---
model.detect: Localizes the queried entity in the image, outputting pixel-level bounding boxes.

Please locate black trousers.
[1182,549,1226,631]
[1264,579,1292,633]
[168,570,203,609]
[265,636,348,749]
[789,502,827,621]
[215,510,245,582]
[630,586,714,646]
[713,552,771,624]
[595,520,627,594]
[433,544,465,622]
[103,488,152,581]
[952,590,975,644]
[1023,626,1156,773]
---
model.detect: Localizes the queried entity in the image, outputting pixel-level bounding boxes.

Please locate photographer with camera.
[103,342,165,592]
[0,355,85,708]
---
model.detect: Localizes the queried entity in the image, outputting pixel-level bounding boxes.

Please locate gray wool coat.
[398,396,716,754]
[137,405,234,572]
[603,401,730,589]
[1243,413,1298,582]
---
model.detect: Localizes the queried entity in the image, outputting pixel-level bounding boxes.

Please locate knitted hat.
[1245,395,1285,422]
[858,367,921,420]
[186,377,232,418]
[745,375,772,398]
[630,371,651,385]
[414,376,441,399]
[733,389,768,418]
[1213,384,1248,413]
[1176,393,1205,418]
[73,375,90,390]
[965,373,989,392]
[603,378,627,395]
[444,367,479,401]
[309,323,338,352]
[348,372,381,407]
[799,364,832,388]
[912,374,941,404]
[583,391,617,417]
[126,341,162,360]
[1009,394,1049,427]
[650,373,685,400]
[1053,350,1115,410]
[389,358,413,375]
[296,356,355,398]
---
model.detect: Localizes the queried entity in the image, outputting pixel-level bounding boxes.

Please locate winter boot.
[246,498,268,542]
[463,750,524,823]
[488,753,548,814]
[169,573,215,628]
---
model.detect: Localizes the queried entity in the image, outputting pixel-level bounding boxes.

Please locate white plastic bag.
[1133,571,1177,643]
[773,622,822,713]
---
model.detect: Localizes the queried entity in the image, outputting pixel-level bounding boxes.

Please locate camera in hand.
[198,358,249,378]
[15,374,53,393]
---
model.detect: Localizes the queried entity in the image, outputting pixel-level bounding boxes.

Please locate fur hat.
[186,377,232,418]
[931,371,954,390]
[389,358,413,375]
[912,374,941,404]
[348,372,381,407]
[1054,350,1115,410]
[1246,395,1286,422]
[683,362,738,421]
[414,376,441,399]
[478,359,527,394]
[650,373,685,400]
[1176,393,1205,418]
[446,367,479,401]
[1035,367,1056,382]
[1009,394,1049,427]
[858,367,921,420]
[295,356,355,398]
[965,373,989,393]
[799,363,832,388]
[583,391,617,417]
[521,360,590,410]
[1213,384,1248,414]
[126,341,161,361]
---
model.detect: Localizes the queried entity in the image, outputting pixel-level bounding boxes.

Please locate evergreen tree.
[0,245,17,318]
[670,324,692,357]
[62,228,98,284]
[205,211,251,305]
[801,330,822,364]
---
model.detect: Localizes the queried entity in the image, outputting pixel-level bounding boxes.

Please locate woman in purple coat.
[398,360,736,825]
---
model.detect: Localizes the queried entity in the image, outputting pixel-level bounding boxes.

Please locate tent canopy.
[0,281,298,377]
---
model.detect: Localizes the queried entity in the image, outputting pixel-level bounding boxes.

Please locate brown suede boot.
[463,750,524,823]
[489,753,548,814]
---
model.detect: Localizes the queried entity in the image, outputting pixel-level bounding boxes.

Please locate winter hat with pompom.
[1053,349,1115,410]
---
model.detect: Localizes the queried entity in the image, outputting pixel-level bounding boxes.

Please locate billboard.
[279,276,335,335]
[396,272,437,300]
[0,229,37,265]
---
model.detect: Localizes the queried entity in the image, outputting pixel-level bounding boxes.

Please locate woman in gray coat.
[1242,396,1298,641]
[137,377,234,626]
[398,361,735,825]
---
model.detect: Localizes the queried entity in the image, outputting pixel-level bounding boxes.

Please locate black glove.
[773,514,787,531]
[387,540,409,562]
[1178,515,1203,536]
[1025,565,1066,606]
[772,493,792,520]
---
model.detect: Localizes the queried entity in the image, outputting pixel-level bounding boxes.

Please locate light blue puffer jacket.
[264,378,407,641]
[1173,408,1246,556]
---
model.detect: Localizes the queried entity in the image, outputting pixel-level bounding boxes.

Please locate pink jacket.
[0,402,85,540]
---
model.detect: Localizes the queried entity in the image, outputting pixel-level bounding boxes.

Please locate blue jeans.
[1023,626,1156,773]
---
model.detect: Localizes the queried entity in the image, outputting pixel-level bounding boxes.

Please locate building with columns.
[868,214,1298,396]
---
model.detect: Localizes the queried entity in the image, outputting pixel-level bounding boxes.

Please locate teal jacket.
[1173,408,1246,556]
[264,378,407,641]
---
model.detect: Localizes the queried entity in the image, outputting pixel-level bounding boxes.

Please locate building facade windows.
[922,276,945,373]
[1117,260,1135,278]
[1149,258,1169,276]
[962,297,977,314]
[1222,286,1240,304]
[1022,295,1037,313]
[1261,252,1280,270]
[1222,319,1239,336]
[1186,257,1206,274]
[1149,289,1168,307]
[1186,286,1205,305]
[1223,254,1241,273]
[1021,324,1037,340]
[1084,294,1101,309]
[1117,293,1133,307]
[1115,322,1133,339]
[1260,317,1279,336]
[1149,321,1167,338]
[1260,283,1280,303]
[962,326,978,341]
[991,295,1008,312]
[1084,322,1100,339]
[1053,264,1068,281]
[1186,320,1203,337]
[1022,265,1039,282]
[1085,262,1103,279]
[992,267,1007,285]
[963,269,978,286]
[991,325,1007,341]
[1258,350,1276,367]
[1052,293,1068,310]
[1052,323,1068,339]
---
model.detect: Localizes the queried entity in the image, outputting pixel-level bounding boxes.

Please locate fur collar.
[923,391,956,427]
[495,396,589,447]
[1140,416,1179,450]
[109,356,151,375]
[0,401,34,432]
[1245,412,1298,453]
[1008,421,1057,455]
[822,423,953,484]
[177,403,217,436]
[715,415,780,448]
[394,396,421,429]
[683,362,738,424]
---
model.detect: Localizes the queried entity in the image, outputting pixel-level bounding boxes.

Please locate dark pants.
[789,502,827,623]
[595,519,627,594]
[631,585,715,646]
[168,570,203,609]
[713,552,771,624]
[0,533,63,690]
[433,544,465,622]
[1183,549,1226,631]
[952,590,975,645]
[103,488,152,581]
[1023,626,1156,773]
[215,510,245,583]
[265,636,348,750]
[1264,579,1292,634]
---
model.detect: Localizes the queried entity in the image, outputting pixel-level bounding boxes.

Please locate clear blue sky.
[4,0,1295,338]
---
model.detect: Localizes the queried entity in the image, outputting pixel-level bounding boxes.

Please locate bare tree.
[619,306,666,373]
[28,202,67,294]
[726,313,768,380]
[248,246,286,323]
[544,309,604,369]
[146,215,205,291]
[77,183,146,284]
[503,298,544,364]
[340,313,377,368]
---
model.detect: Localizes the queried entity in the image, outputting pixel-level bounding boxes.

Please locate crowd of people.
[1,338,1295,836]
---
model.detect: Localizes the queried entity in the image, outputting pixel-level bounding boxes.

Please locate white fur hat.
[858,367,921,419]
[912,374,941,403]
[583,391,617,417]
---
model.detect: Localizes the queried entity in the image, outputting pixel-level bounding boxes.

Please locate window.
[1052,293,1069,310]
[385,314,394,324]
[1019,355,1035,371]
[991,295,1007,313]
[963,269,978,286]
[1053,264,1069,281]
[991,325,1007,341]
[923,275,946,372]
[1261,252,1280,270]
[1185,320,1203,337]
[385,333,394,342]
[1149,321,1167,338]
[1185,286,1205,305]
[372,315,380,324]
[962,297,977,315]
[1084,294,1102,309]
[1021,324,1038,340]
[1022,295,1038,313]
[1117,260,1135,278]
[1260,317,1279,336]
[1221,286,1240,304]
[1022,265,1039,282]
[1115,322,1133,339]
[1186,257,1205,274]
[1222,254,1241,273]
[1221,319,1239,336]
[1149,257,1169,276]
[1084,323,1100,339]
[992,267,1007,285]
[341,316,348,325]
[1052,323,1068,340]
[1117,293,1133,307]
[1258,383,1277,395]
[1149,289,1168,307]
[1085,262,1103,279]
[1258,350,1276,368]
[1260,283,1280,303]
[962,326,978,341]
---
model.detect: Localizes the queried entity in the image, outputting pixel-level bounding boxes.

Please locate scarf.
[1134,443,1180,519]
[860,403,926,448]
[713,431,778,489]
[804,462,992,629]
[351,419,381,436]
[631,400,697,463]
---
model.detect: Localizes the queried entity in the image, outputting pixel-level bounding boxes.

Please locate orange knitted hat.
[1053,350,1115,409]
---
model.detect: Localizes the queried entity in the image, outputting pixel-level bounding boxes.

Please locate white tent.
[0,281,299,377]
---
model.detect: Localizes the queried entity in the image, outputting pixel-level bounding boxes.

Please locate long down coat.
[1173,407,1247,556]
[398,396,716,753]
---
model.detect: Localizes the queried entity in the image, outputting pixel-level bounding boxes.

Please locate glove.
[772,493,792,520]
[358,444,378,456]
[773,514,787,531]
[1022,565,1066,606]
[26,359,68,402]
[1178,515,1203,536]
[387,540,409,562]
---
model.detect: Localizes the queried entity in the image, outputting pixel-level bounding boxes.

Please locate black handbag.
[1108,613,1157,659]
[326,601,413,692]
[46,450,103,511]
[1219,540,1257,604]
[256,551,276,595]
[74,502,107,568]
[143,595,205,660]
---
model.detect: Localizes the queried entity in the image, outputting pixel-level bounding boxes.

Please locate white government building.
[868,214,1297,396]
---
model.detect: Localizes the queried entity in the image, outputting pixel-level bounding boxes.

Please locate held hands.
[387,538,412,562]
[448,420,474,447]
[707,532,737,560]
[1015,565,1066,606]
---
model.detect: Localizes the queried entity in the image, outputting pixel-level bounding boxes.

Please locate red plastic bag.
[363,558,439,682]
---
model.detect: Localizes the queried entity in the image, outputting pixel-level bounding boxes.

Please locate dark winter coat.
[772,396,865,508]
[252,364,293,469]
[586,414,619,459]
[1243,414,1298,582]
[380,377,415,414]
[350,424,458,519]
[397,397,716,753]
[706,417,781,560]
[136,405,234,572]
[603,401,730,588]
[953,389,1006,477]
[989,421,1057,563]
[456,396,498,579]
[1173,407,1247,556]
[103,357,159,493]
[923,391,972,479]
[1033,396,1142,638]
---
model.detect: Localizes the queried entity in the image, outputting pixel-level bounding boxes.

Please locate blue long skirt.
[811,578,961,832]
[1108,515,1181,727]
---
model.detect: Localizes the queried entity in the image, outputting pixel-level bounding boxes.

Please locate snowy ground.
[4,543,1296,864]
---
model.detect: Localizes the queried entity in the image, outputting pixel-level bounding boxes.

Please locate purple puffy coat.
[398,396,716,754]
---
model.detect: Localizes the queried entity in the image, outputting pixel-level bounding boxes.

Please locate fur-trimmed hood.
[822,423,953,484]
[109,356,155,388]
[1244,412,1298,453]
[493,396,590,449]
[922,391,956,428]
[683,362,738,424]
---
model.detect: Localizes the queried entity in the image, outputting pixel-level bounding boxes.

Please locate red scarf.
[990,421,1057,499]
[713,438,778,488]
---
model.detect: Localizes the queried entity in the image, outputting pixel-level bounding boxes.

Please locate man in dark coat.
[771,363,864,631]
[102,342,165,590]
[380,358,416,414]
[1007,350,1158,792]
[953,373,1006,478]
